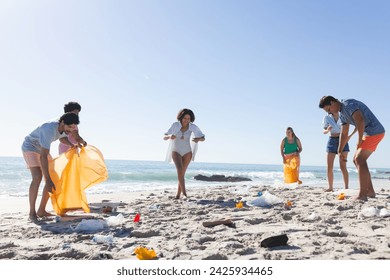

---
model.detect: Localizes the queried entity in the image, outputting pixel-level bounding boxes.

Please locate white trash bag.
[360,207,380,218]
[379,208,390,218]
[72,219,108,233]
[105,213,125,227]
[247,191,283,207]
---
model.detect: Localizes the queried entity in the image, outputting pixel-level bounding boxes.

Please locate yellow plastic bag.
[134,246,157,260]
[283,156,300,184]
[49,145,108,215]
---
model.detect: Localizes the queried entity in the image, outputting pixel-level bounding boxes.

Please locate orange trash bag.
[283,156,300,184]
[49,145,108,216]
[134,246,157,260]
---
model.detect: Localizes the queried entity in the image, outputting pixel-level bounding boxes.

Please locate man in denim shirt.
[319,96,385,200]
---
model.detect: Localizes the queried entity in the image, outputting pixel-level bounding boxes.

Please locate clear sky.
[1,0,389,168]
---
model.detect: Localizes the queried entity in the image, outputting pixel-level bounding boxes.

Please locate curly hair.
[177,108,195,122]
[64,102,81,113]
[59,112,80,125]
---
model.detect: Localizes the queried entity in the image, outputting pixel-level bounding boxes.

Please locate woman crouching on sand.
[164,108,205,199]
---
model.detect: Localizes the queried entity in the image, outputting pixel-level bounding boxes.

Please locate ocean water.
[1,157,390,197]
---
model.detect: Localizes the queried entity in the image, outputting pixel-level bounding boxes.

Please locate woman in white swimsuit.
[164,109,205,199]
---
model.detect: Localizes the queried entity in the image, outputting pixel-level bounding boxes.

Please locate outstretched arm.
[40,148,55,192]
[323,125,332,134]
[163,134,176,140]
[192,136,205,143]
[71,130,87,147]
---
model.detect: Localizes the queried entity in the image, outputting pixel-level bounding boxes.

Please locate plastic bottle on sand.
[92,234,114,244]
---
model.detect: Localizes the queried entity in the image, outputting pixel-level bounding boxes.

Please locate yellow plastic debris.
[134,246,157,260]
[236,201,243,208]
[337,193,345,200]
[49,145,108,216]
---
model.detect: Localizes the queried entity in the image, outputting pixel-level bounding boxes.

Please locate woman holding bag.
[280,127,303,184]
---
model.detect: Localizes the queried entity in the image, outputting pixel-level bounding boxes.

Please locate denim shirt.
[340,99,385,136]
[323,114,341,134]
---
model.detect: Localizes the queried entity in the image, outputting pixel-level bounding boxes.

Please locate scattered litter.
[247,191,283,207]
[134,213,141,223]
[202,219,235,228]
[92,234,114,245]
[149,204,160,211]
[306,212,319,221]
[105,213,125,227]
[72,219,108,233]
[360,207,380,218]
[102,206,114,213]
[337,193,345,200]
[260,234,288,248]
[61,243,71,249]
[284,200,292,210]
[360,207,390,218]
[379,208,390,217]
[134,246,157,260]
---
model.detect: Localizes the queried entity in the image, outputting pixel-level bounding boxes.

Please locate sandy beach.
[1,183,390,260]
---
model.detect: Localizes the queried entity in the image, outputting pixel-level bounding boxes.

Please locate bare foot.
[367,192,376,198]
[354,196,368,201]
[37,211,55,218]
[28,214,38,223]
[324,188,334,192]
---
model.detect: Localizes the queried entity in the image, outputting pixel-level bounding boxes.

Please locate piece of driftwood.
[194,174,251,182]
[202,219,235,228]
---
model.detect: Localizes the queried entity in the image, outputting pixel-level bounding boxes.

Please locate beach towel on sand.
[49,145,108,216]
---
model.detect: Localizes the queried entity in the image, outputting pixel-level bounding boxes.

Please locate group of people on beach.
[281,96,385,201]
[22,96,384,222]
[21,102,87,222]
[319,96,385,200]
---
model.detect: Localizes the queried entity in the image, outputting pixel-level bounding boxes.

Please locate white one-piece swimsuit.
[172,129,192,156]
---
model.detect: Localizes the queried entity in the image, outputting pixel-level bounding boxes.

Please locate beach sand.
[1,184,390,260]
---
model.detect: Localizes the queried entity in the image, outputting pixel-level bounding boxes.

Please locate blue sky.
[1,0,389,168]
